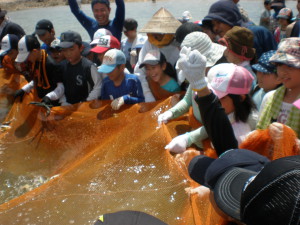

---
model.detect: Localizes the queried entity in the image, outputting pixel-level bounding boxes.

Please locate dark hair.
[124,18,138,31]
[175,22,203,44]
[158,52,177,81]
[227,94,256,123]
[91,0,110,9]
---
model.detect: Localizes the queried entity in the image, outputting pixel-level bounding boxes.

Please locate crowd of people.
[0,0,300,224]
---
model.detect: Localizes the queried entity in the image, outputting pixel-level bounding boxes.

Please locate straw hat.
[140,7,181,34]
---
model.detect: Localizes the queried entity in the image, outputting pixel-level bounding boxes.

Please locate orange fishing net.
[0,69,226,225]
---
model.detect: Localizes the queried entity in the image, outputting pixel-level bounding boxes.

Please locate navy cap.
[35,19,54,36]
[59,31,82,48]
[252,50,277,74]
[202,0,242,27]
[188,149,270,189]
[81,42,91,57]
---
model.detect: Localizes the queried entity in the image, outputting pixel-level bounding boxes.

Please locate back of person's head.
[264,0,271,5]
[0,8,7,19]
[15,35,40,63]
[181,31,226,67]
[123,18,138,32]
[175,22,202,44]
[219,26,256,61]
[0,34,19,57]
[228,94,256,122]
[91,0,110,9]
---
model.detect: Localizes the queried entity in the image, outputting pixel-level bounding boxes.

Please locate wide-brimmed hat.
[269,37,300,68]
[181,31,226,67]
[252,50,277,74]
[277,7,293,20]
[140,7,181,34]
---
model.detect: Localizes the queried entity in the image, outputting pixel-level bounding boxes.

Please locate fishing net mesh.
[0,69,226,225]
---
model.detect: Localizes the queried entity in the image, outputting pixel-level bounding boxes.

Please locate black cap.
[59,31,82,48]
[188,149,270,189]
[93,210,167,225]
[0,8,7,18]
[35,19,54,36]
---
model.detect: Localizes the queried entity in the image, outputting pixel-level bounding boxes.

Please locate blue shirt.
[68,0,125,41]
[101,73,145,104]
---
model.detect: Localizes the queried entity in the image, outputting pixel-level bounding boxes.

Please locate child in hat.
[13,35,64,105]
[49,38,66,64]
[251,50,282,110]
[0,34,20,74]
[98,49,144,110]
[257,37,300,137]
[121,18,147,73]
[274,8,294,43]
[139,50,180,100]
[90,34,120,66]
[165,48,255,154]
[218,26,256,88]
[58,31,104,105]
[34,19,56,55]
[157,32,226,152]
[134,8,181,102]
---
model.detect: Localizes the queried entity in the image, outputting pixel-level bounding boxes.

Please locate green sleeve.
[187,126,209,148]
[169,86,192,119]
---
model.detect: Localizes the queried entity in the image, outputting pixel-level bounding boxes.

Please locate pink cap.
[208,63,254,99]
[293,99,300,110]
[90,35,120,54]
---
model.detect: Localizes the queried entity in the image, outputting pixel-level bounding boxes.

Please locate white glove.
[158,110,173,125]
[165,133,189,153]
[176,47,207,91]
[111,96,125,110]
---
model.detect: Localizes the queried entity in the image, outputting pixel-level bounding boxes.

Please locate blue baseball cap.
[97,49,126,74]
[252,50,277,74]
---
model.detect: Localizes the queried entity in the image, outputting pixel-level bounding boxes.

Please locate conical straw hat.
[140,7,181,34]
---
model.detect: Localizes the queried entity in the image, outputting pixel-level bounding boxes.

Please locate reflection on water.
[0,170,48,203]
[7,0,298,41]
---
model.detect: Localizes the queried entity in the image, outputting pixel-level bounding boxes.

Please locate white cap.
[90,28,112,46]
[0,34,19,56]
